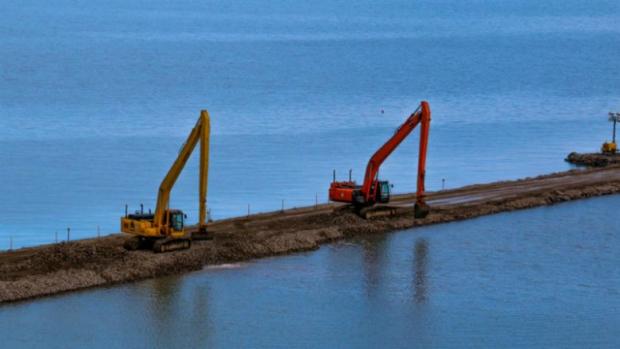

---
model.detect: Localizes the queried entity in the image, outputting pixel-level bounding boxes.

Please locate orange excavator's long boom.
[329,101,431,218]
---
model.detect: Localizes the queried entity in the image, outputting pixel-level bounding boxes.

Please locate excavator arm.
[153,110,210,232]
[360,101,431,204]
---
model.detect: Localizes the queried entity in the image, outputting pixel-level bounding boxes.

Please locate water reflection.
[140,276,214,347]
[357,235,429,304]
[188,285,215,348]
[361,235,388,297]
[413,239,429,304]
[149,276,181,343]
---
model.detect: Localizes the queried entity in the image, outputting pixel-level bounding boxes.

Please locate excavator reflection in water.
[413,239,428,304]
[358,235,429,304]
[121,110,211,252]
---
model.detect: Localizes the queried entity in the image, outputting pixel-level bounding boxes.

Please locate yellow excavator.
[602,112,619,154]
[121,110,211,252]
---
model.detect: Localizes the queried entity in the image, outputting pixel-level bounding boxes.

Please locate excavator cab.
[122,208,190,252]
[167,209,185,234]
[376,181,391,203]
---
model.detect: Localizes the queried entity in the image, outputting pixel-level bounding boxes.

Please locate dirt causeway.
[2,165,620,303]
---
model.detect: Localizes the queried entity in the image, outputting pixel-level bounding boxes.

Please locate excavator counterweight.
[121,110,211,252]
[329,101,431,218]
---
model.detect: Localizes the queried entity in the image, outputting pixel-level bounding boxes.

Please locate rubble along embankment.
[2,166,620,303]
[566,152,620,167]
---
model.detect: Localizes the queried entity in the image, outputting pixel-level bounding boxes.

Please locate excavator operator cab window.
[171,212,184,231]
[378,181,390,203]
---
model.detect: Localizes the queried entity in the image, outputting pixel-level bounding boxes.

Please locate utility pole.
[609,112,620,143]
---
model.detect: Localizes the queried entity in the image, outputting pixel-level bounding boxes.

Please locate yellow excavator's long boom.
[153,110,210,231]
[121,110,210,252]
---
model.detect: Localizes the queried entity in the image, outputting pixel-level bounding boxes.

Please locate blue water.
[1,0,620,347]
[1,196,619,348]
[1,0,619,247]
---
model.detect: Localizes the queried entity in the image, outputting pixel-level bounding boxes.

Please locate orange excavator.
[329,101,431,218]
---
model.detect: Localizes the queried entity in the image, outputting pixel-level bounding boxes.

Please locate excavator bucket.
[191,226,213,240]
[414,202,430,219]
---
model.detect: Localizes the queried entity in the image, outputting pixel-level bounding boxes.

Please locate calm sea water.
[1,196,619,348]
[1,0,619,347]
[1,0,619,247]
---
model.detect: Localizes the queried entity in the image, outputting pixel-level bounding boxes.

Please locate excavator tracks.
[152,238,191,253]
[123,236,191,253]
